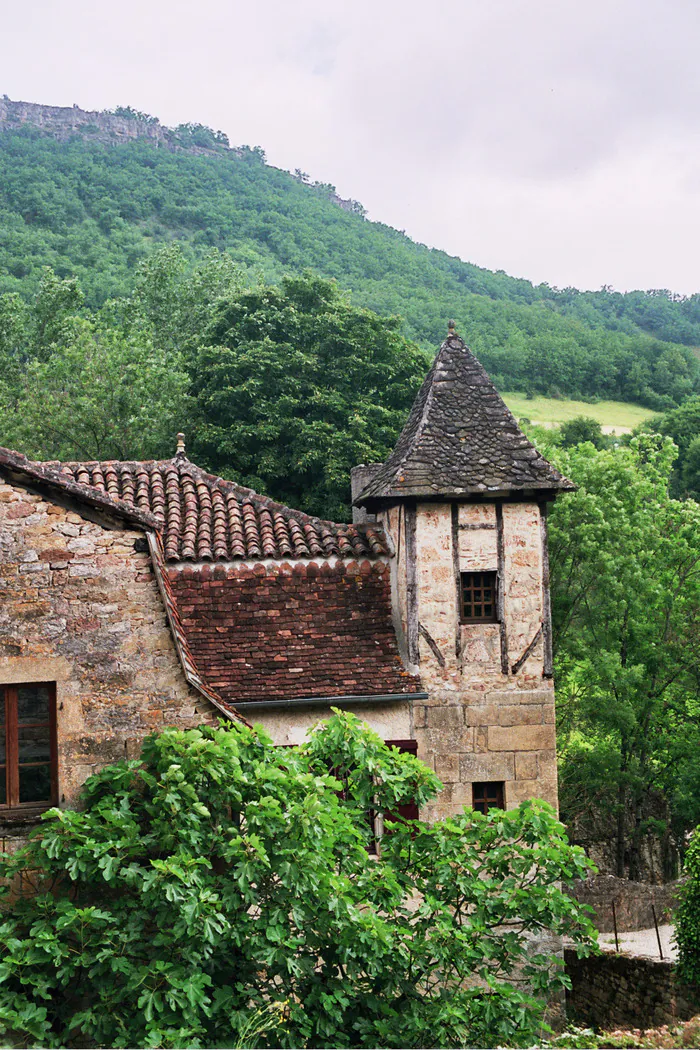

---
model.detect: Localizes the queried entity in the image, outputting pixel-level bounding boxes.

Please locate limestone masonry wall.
[381,499,557,823]
[568,876,679,933]
[565,949,700,1030]
[0,479,216,826]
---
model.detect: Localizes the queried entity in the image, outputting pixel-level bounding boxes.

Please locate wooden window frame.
[460,571,499,624]
[472,781,504,815]
[1,682,58,816]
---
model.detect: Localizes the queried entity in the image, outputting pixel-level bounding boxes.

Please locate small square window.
[460,571,498,623]
[472,781,504,814]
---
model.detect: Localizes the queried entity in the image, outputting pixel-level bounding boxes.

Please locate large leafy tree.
[0,713,595,1049]
[649,395,700,498]
[189,272,429,519]
[675,827,700,984]
[0,250,247,463]
[549,436,700,878]
[3,317,190,462]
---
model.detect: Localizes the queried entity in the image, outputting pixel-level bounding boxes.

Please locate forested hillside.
[1,113,699,409]
[2,103,700,881]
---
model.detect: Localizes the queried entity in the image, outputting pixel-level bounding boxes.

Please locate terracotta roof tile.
[46,457,390,563]
[0,445,250,724]
[168,560,422,703]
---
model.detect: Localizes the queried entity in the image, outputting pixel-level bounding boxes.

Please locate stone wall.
[380,499,557,824]
[0,478,217,829]
[568,876,679,933]
[565,949,700,1029]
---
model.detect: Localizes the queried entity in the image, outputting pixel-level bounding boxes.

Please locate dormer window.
[460,571,498,623]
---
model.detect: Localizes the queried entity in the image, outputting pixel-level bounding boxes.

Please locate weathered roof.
[47,457,390,563]
[0,446,156,530]
[169,560,422,704]
[355,333,575,504]
[0,446,249,724]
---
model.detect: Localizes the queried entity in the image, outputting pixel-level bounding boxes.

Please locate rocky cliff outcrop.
[0,97,240,159]
[0,97,178,148]
[0,96,366,215]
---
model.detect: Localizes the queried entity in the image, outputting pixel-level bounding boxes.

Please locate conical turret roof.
[355,333,574,504]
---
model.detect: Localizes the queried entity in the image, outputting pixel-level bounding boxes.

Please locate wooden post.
[612,899,619,952]
[652,903,664,960]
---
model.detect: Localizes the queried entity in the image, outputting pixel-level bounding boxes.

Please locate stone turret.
[354,332,574,821]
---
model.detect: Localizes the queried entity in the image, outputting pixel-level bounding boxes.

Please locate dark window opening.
[1,683,58,814]
[472,781,504,814]
[369,740,419,853]
[460,571,498,623]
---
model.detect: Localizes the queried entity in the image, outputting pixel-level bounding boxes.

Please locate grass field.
[501,392,659,434]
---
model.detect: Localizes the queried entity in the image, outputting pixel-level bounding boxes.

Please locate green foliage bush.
[558,416,606,450]
[676,828,700,984]
[0,712,596,1049]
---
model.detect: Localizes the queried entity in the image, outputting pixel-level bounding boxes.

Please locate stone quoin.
[0,331,573,837]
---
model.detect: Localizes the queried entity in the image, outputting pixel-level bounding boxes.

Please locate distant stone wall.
[568,876,679,933]
[565,949,700,1030]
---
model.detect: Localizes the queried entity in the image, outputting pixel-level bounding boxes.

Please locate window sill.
[0,805,56,829]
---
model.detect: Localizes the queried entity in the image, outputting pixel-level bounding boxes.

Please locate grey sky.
[3,0,700,293]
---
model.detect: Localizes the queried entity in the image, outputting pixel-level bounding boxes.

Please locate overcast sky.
[3,0,700,294]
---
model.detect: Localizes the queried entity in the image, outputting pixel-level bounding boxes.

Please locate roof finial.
[175,432,187,460]
[448,319,456,336]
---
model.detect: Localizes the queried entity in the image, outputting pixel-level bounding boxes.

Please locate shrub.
[558,416,606,449]
[0,712,596,1048]
[676,827,700,984]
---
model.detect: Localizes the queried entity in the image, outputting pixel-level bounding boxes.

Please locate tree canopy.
[189,272,428,518]
[548,436,700,878]
[0,123,698,408]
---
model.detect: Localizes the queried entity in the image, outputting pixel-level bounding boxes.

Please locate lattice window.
[460,571,498,623]
[472,781,504,815]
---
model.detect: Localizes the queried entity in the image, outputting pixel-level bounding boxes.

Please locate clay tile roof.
[0,446,156,530]
[45,457,391,563]
[355,334,575,505]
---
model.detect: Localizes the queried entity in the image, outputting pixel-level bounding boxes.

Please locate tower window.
[472,781,504,814]
[460,571,498,623]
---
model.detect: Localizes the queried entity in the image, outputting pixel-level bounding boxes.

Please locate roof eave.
[356,480,577,509]
[0,447,157,530]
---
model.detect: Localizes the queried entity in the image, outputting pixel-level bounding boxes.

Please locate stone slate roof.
[355,333,575,504]
[47,457,390,563]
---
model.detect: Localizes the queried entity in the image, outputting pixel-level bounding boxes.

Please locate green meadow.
[502,392,659,433]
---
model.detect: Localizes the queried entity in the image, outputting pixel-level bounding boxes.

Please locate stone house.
[0,331,573,840]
